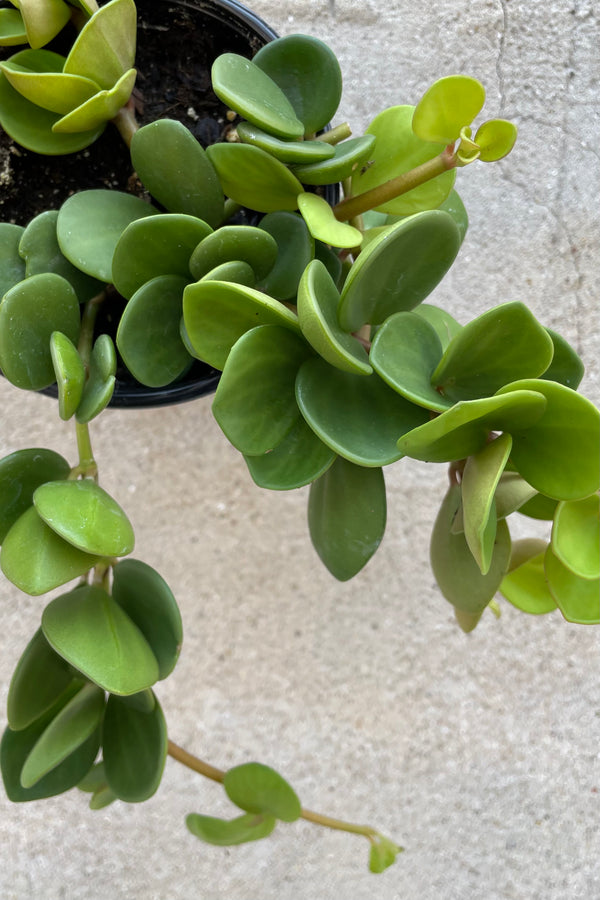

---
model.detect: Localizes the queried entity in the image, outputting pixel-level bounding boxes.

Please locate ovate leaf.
[186,812,276,846]
[63,0,136,89]
[0,447,70,543]
[499,540,556,615]
[206,143,303,213]
[7,628,74,731]
[102,691,167,802]
[244,417,335,491]
[297,193,363,250]
[544,545,599,625]
[412,75,485,144]
[461,434,512,574]
[224,762,301,822]
[551,495,599,580]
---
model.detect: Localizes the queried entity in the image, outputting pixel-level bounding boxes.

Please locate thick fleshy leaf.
[411,303,462,351]
[253,34,342,134]
[1,506,100,594]
[212,52,303,139]
[57,189,157,282]
[244,417,335,491]
[0,447,70,543]
[0,272,80,389]
[183,280,300,371]
[0,60,98,114]
[20,683,104,788]
[112,559,182,680]
[540,328,584,389]
[116,274,191,387]
[18,0,71,48]
[430,483,511,624]
[18,210,103,302]
[7,628,74,731]
[297,260,371,374]
[474,119,517,162]
[130,119,224,228]
[0,9,27,46]
[52,67,136,133]
[102,692,167,802]
[369,836,404,874]
[257,211,314,301]
[551,495,599,580]
[436,189,469,242]
[491,472,538,520]
[517,491,559,521]
[308,457,386,580]
[461,434,512,574]
[75,333,116,424]
[224,762,301,822]
[496,379,600,500]
[213,325,312,455]
[293,136,376,186]
[338,211,461,332]
[315,239,342,287]
[370,311,449,411]
[297,193,362,250]
[63,0,136,89]
[499,540,556,615]
[544,545,599,625]
[412,75,485,144]
[236,122,335,163]
[0,223,26,297]
[78,761,117,810]
[42,584,160,694]
[186,812,276,846]
[397,390,547,463]
[432,302,554,401]
[189,226,277,282]
[112,214,211,299]
[297,356,429,467]
[50,331,85,420]
[351,106,455,216]
[206,143,303,213]
[198,261,255,287]
[34,479,134,557]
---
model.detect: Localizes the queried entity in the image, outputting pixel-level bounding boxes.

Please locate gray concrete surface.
[1,1,599,898]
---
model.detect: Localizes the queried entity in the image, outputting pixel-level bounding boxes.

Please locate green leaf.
[212,52,304,139]
[296,357,432,467]
[186,812,277,846]
[430,483,511,623]
[297,260,371,374]
[257,211,314,301]
[50,331,85,420]
[491,472,538,520]
[293,136,376,186]
[1,506,101,595]
[77,760,108,793]
[0,447,70,543]
[253,34,342,134]
[75,334,116,424]
[474,119,517,162]
[34,479,134,557]
[540,328,584,389]
[130,119,224,228]
[244,417,335,491]
[206,143,303,213]
[436,189,469,242]
[499,540,556,615]
[0,222,26,297]
[236,122,335,164]
[213,325,312,456]
[351,106,455,216]
[63,0,136,89]
[412,75,486,144]
[551,495,599,580]
[224,762,301,822]
[308,457,386,581]
[42,584,160,694]
[0,59,99,114]
[517,491,559,521]
[0,272,80,390]
[338,211,461,332]
[20,683,104,788]
[102,691,167,802]
[17,0,71,49]
[544,545,599,625]
[397,390,547,463]
[183,280,300,371]
[297,193,363,250]
[52,67,136,133]
[496,379,600,500]
[461,434,512,574]
[112,559,182,680]
[370,311,450,412]
[189,225,277,282]
[369,836,403,874]
[116,274,191,388]
[198,261,255,288]
[57,189,157,282]
[7,628,74,731]
[0,9,27,46]
[432,302,554,401]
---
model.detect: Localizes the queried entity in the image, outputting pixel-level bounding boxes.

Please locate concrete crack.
[496,0,509,112]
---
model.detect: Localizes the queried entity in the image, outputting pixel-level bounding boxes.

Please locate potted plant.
[0,0,598,882]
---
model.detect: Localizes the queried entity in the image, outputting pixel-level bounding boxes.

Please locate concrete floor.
[1,1,599,898]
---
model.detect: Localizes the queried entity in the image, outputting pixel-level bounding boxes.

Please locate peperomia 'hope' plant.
[0,0,598,878]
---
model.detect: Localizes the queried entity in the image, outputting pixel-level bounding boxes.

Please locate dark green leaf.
[461,434,512,574]
[50,330,85,420]
[540,328,584,389]
[0,447,70,543]
[188,225,277,282]
[206,143,303,213]
[224,761,301,822]
[237,122,335,163]
[75,334,116,424]
[244,417,335,491]
[257,211,314,301]
[293,136,376,185]
[412,303,462,351]
[7,628,75,731]
[102,691,167,802]
[0,222,26,297]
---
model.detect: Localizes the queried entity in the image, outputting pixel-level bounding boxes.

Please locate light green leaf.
[461,434,512,574]
[244,417,335,491]
[186,812,276,846]
[224,762,301,822]
[474,119,517,162]
[412,75,486,144]
[19,0,71,49]
[369,836,403,874]
[102,692,167,802]
[50,331,85,420]
[7,628,74,731]
[297,193,362,250]
[0,448,71,543]
[236,122,335,164]
[499,540,556,615]
[52,67,136,133]
[293,136,376,186]
[206,143,303,213]
[544,545,599,625]
[63,0,136,89]
[0,9,27,46]
[551,495,599,580]
[0,60,98,114]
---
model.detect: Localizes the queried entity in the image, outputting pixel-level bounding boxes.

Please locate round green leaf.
[297,193,363,250]
[461,434,512,575]
[52,67,136,133]
[236,121,335,163]
[474,119,517,162]
[244,417,335,491]
[293,136,376,186]
[496,379,600,500]
[224,761,301,822]
[0,272,80,389]
[338,211,461,332]
[499,541,556,615]
[57,189,157,282]
[206,143,303,213]
[308,456,386,581]
[186,812,276,846]
[296,356,430,467]
[412,75,486,144]
[257,211,314,301]
[551,495,599,580]
[42,584,160,694]
[7,628,74,731]
[116,274,191,387]
[102,691,167,802]
[540,328,584,389]
[544,545,599,625]
[198,261,255,287]
[189,225,277,282]
[63,0,136,90]
[297,260,371,374]
[0,222,26,298]
[130,119,224,228]
[253,34,342,134]
[212,52,304,139]
[0,447,70,543]
[112,559,182,680]
[412,303,462,351]
[50,331,85,420]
